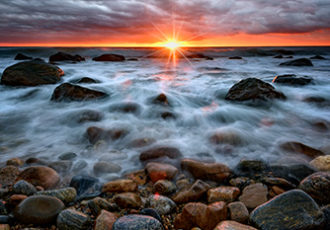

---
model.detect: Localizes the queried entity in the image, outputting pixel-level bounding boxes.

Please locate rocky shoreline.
[0,51,329,229]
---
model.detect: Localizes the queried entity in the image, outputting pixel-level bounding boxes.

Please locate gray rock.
[36,187,76,204]
[13,180,37,196]
[146,194,176,215]
[113,214,163,230]
[57,209,91,230]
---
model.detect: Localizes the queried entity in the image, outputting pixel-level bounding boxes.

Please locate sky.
[0,0,330,47]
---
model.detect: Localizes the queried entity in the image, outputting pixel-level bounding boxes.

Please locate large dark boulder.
[51,83,108,102]
[49,52,85,63]
[14,53,32,60]
[1,60,64,86]
[299,172,330,204]
[272,74,313,86]
[225,78,286,102]
[92,54,125,62]
[250,189,325,230]
[280,58,313,66]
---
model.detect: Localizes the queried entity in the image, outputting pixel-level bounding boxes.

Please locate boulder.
[145,162,178,183]
[49,52,85,63]
[172,179,210,204]
[113,192,142,209]
[112,214,163,230]
[280,141,324,158]
[102,179,137,193]
[1,60,63,86]
[225,78,286,102]
[93,54,125,62]
[299,172,330,204]
[310,55,326,60]
[152,93,170,106]
[16,166,60,189]
[239,183,268,209]
[272,74,313,86]
[207,186,240,203]
[14,53,32,60]
[140,147,182,162]
[250,189,325,230]
[14,195,64,225]
[181,158,231,182]
[76,77,99,84]
[95,210,117,230]
[214,221,257,230]
[228,201,249,223]
[279,58,313,66]
[51,83,108,102]
[109,102,141,114]
[309,155,330,171]
[57,209,91,230]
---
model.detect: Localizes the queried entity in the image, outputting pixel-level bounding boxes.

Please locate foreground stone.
[69,175,102,200]
[172,180,210,204]
[310,155,330,171]
[102,179,137,193]
[95,210,117,230]
[145,162,178,183]
[153,179,176,195]
[174,202,227,230]
[93,54,125,62]
[113,192,142,209]
[49,52,85,63]
[113,214,163,230]
[13,180,37,196]
[14,195,64,225]
[272,74,313,86]
[299,172,330,204]
[250,189,324,230]
[225,78,286,102]
[280,141,324,158]
[146,194,176,215]
[214,221,257,230]
[88,197,117,216]
[239,183,268,209]
[181,159,231,182]
[16,166,60,189]
[1,60,63,86]
[51,83,108,102]
[57,209,91,230]
[36,187,76,204]
[208,186,240,203]
[228,201,249,223]
[279,58,313,66]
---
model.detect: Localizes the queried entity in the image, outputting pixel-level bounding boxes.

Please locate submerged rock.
[280,141,324,158]
[113,214,163,230]
[14,53,32,60]
[69,175,102,200]
[109,102,141,114]
[272,74,313,86]
[93,161,122,176]
[1,60,63,86]
[225,78,286,102]
[14,195,64,225]
[93,54,125,62]
[299,172,330,204]
[76,77,99,84]
[140,147,182,162]
[250,189,325,230]
[57,209,91,230]
[152,93,170,106]
[49,52,85,63]
[145,162,178,183]
[51,83,108,102]
[86,126,128,144]
[279,58,313,66]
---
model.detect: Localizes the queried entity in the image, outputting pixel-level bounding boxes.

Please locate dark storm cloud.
[0,0,329,43]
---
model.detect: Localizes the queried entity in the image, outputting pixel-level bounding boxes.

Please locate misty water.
[0,47,329,182]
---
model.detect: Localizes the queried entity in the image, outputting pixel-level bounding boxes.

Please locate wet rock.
[160,111,176,120]
[272,49,295,55]
[140,208,162,223]
[6,158,24,167]
[225,78,286,102]
[76,110,103,123]
[0,202,7,215]
[13,180,37,196]
[280,141,324,158]
[36,187,76,204]
[280,58,313,66]
[214,221,257,230]
[102,179,137,193]
[153,179,176,195]
[113,214,163,230]
[229,177,255,190]
[234,160,269,178]
[86,126,128,144]
[229,56,243,59]
[14,53,32,60]
[69,175,102,200]
[109,102,141,114]
[57,209,91,230]
[174,201,227,230]
[8,194,27,206]
[49,52,85,63]
[16,166,60,189]
[125,169,147,185]
[261,177,296,189]
[73,160,88,172]
[172,179,210,204]
[207,186,240,203]
[187,53,213,60]
[239,183,268,209]
[140,147,182,162]
[0,166,20,187]
[310,55,326,60]
[129,138,156,148]
[146,194,176,215]
[88,197,118,216]
[1,60,63,86]
[127,58,138,61]
[250,189,325,230]
[95,210,117,230]
[59,152,77,160]
[93,54,125,62]
[14,195,64,225]
[321,205,330,228]
[299,172,330,204]
[272,74,313,86]
[209,131,243,146]
[152,93,170,106]
[274,55,283,58]
[181,158,231,182]
[113,192,142,209]
[145,162,178,183]
[310,155,330,171]
[48,160,72,173]
[93,161,122,176]
[269,185,285,197]
[51,83,108,102]
[228,201,249,223]
[76,77,99,84]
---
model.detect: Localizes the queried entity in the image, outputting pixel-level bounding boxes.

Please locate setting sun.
[164,40,181,50]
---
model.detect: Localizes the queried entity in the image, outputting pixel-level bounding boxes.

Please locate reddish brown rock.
[181,158,231,182]
[87,126,128,144]
[210,131,243,146]
[145,162,178,183]
[16,166,60,189]
[6,158,24,167]
[207,186,240,203]
[140,147,182,161]
[94,210,117,230]
[269,186,285,198]
[125,170,147,185]
[0,224,10,230]
[153,179,176,195]
[0,165,20,187]
[9,194,27,206]
[172,180,210,204]
[280,141,324,158]
[214,221,257,230]
[102,179,137,193]
[239,183,268,209]
[113,192,142,209]
[174,201,227,230]
[227,201,249,223]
